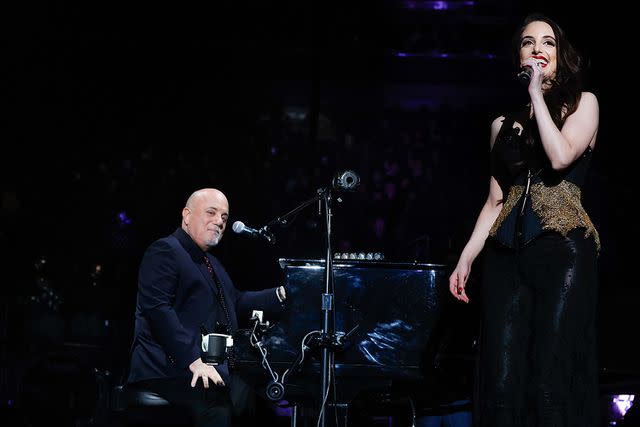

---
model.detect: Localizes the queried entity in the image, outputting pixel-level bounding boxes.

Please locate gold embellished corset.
[489,180,600,251]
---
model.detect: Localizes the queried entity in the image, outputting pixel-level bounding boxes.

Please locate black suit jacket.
[127,228,282,385]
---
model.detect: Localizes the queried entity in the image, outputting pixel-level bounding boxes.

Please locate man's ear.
[182,207,191,225]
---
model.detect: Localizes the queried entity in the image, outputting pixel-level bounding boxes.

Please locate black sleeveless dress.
[474,111,601,427]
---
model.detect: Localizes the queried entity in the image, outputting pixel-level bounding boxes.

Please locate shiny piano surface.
[234,258,449,404]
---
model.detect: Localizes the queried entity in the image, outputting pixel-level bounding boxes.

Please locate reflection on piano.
[234,258,452,421]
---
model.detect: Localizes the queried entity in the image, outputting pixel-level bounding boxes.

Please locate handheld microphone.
[232,221,275,244]
[517,66,533,85]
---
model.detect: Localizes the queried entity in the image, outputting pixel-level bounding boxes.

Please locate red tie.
[203,255,236,370]
[203,255,232,332]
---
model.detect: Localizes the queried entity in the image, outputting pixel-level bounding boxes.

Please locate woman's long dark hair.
[512,13,583,127]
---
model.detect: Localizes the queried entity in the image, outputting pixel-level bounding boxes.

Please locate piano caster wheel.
[266,381,285,401]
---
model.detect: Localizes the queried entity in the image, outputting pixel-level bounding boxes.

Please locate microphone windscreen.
[232,221,245,233]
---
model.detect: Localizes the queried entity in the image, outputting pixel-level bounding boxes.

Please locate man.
[127,188,286,426]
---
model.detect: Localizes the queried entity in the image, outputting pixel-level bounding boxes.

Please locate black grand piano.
[234,257,466,424]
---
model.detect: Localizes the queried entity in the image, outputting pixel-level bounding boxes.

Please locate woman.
[448,13,600,426]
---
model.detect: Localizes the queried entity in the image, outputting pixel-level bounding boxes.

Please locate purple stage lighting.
[607,394,636,425]
[402,0,474,10]
[117,211,132,225]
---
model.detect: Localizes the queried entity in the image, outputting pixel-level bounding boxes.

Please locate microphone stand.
[260,171,359,427]
[262,186,338,427]
[318,186,334,427]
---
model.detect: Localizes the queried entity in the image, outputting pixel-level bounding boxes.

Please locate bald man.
[127,188,285,427]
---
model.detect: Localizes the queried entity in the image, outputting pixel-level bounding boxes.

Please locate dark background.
[2,0,638,424]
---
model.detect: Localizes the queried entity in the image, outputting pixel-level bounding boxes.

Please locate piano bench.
[110,384,191,427]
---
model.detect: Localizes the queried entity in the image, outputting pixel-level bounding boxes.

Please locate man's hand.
[189,358,225,388]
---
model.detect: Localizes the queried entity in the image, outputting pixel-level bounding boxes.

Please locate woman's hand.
[449,261,471,303]
[521,57,545,93]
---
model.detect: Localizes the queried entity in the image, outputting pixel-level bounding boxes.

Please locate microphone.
[517,66,533,85]
[332,170,360,191]
[232,221,275,244]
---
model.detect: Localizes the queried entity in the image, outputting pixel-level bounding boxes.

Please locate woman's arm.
[449,176,503,303]
[530,88,599,170]
[448,116,505,303]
